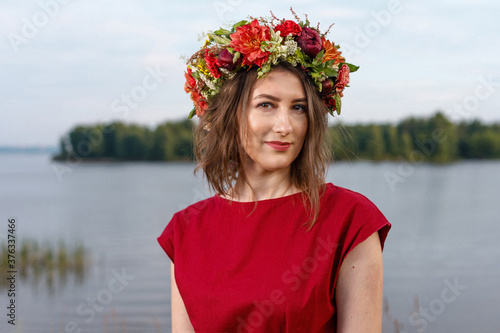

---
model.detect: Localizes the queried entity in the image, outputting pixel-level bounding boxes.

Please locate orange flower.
[195,98,208,117]
[321,37,345,65]
[230,19,271,67]
[189,89,208,117]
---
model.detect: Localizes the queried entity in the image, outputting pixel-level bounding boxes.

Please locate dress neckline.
[214,183,334,205]
[215,190,305,205]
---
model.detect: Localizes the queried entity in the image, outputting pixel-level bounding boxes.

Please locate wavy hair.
[194,62,331,229]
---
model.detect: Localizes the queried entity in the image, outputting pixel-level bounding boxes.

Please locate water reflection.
[0,239,91,294]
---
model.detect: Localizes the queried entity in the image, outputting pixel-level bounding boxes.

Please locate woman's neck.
[231,164,299,202]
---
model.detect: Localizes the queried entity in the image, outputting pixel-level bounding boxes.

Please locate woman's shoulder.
[321,183,389,225]
[173,195,219,219]
[321,183,391,249]
[323,183,379,208]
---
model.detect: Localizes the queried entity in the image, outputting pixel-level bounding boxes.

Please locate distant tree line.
[330,112,500,162]
[54,112,500,163]
[54,120,194,162]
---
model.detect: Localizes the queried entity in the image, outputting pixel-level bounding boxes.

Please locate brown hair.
[194,62,331,229]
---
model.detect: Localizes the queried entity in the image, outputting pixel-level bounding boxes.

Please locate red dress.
[158,183,391,332]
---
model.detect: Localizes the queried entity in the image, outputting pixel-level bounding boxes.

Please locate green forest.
[54,112,500,163]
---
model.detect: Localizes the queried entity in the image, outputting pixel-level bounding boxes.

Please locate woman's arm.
[171,262,195,332]
[335,232,384,333]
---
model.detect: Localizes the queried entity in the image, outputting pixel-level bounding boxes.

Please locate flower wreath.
[184,9,358,119]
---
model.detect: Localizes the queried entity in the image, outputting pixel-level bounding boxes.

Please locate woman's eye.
[292,104,307,112]
[258,102,273,109]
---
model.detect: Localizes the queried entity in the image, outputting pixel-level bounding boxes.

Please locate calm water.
[0,154,499,332]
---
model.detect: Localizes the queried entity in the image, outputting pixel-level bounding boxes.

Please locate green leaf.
[323,59,334,68]
[345,63,359,73]
[335,94,342,115]
[232,20,248,30]
[316,81,322,92]
[191,71,200,80]
[233,51,240,63]
[296,49,306,63]
[208,33,231,45]
[324,66,338,77]
[258,63,272,78]
[188,107,197,119]
[313,49,325,65]
[213,28,232,36]
[314,62,325,70]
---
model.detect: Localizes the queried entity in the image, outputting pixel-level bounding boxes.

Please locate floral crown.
[184,9,359,119]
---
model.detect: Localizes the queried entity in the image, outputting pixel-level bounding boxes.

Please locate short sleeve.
[377,223,390,250]
[157,214,176,263]
[340,192,391,259]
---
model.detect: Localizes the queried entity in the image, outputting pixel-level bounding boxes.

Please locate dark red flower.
[321,78,334,95]
[274,20,302,37]
[296,27,322,58]
[216,48,241,71]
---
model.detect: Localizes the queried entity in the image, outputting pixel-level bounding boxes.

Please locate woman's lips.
[265,141,291,151]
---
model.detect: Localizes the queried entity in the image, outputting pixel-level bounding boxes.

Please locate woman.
[158,12,391,332]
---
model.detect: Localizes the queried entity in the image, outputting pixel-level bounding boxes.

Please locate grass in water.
[0,238,90,291]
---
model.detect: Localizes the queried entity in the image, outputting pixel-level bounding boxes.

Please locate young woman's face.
[241,69,308,173]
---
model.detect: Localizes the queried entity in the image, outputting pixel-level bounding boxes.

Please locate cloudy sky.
[1,0,499,146]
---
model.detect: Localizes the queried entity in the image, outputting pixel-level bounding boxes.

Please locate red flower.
[204,49,221,79]
[324,96,337,111]
[230,19,271,67]
[335,64,350,93]
[184,68,197,94]
[274,20,302,37]
[296,27,322,58]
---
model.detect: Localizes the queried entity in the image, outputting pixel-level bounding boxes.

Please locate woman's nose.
[273,108,292,136]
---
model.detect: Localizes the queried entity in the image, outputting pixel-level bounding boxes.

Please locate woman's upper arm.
[335,232,384,333]
[171,262,195,332]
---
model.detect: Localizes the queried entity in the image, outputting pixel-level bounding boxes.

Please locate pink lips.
[265,141,291,151]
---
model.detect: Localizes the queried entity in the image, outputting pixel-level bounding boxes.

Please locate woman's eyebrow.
[253,94,307,103]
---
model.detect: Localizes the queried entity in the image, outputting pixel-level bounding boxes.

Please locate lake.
[0,154,499,332]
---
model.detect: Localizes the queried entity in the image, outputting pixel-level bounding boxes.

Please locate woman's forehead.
[250,70,306,99]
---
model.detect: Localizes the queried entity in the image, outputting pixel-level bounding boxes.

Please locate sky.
[1,0,499,147]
